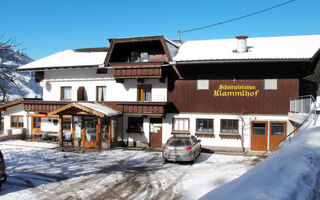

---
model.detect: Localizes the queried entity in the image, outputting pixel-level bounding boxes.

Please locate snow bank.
[201,126,320,200]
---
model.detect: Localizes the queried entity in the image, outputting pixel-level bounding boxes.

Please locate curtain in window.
[174,119,188,131]
[98,87,106,101]
[11,116,17,127]
[18,117,24,127]
[64,88,72,99]
[144,89,151,102]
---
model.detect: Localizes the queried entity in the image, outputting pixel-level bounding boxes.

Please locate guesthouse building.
[1,34,320,152]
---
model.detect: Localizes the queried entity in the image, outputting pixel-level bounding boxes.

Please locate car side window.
[191,136,197,143]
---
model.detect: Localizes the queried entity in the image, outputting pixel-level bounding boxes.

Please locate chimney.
[235,35,248,53]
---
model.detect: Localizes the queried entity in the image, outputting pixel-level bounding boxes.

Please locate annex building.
[1,34,320,152]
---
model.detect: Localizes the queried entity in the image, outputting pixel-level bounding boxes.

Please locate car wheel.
[190,153,195,164]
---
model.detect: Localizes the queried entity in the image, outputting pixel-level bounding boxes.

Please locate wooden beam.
[173,65,183,79]
[59,115,63,147]
[116,79,124,83]
[97,117,101,151]
[108,119,111,145]
[137,78,144,83]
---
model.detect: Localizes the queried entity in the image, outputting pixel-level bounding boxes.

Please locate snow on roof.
[173,35,320,62]
[18,48,108,70]
[78,103,120,117]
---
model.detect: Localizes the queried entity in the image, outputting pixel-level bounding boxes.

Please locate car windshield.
[166,138,191,147]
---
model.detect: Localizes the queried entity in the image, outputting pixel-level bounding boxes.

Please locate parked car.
[162,135,201,163]
[0,150,7,189]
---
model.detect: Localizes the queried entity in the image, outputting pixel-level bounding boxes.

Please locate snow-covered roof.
[18,48,108,70]
[173,35,320,62]
[78,103,120,117]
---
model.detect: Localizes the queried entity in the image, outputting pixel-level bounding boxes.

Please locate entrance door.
[251,121,268,151]
[269,122,287,152]
[82,116,98,147]
[32,117,41,134]
[149,118,162,148]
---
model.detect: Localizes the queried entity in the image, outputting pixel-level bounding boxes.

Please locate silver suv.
[162,135,201,163]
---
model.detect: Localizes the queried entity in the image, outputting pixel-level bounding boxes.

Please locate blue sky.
[1,0,320,60]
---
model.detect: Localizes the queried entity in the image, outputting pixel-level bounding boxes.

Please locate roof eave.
[16,64,106,72]
[174,58,312,65]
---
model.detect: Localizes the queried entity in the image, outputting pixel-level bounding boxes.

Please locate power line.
[180,0,296,34]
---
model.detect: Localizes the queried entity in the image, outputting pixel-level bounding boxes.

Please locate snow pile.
[1,48,42,101]
[201,126,320,200]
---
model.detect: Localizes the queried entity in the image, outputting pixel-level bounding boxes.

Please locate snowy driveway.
[0,141,264,200]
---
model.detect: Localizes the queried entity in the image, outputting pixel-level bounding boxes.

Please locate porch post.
[97,117,101,150]
[59,115,64,146]
[71,116,74,146]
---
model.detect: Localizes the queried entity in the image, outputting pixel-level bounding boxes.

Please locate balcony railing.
[117,102,168,116]
[289,95,315,114]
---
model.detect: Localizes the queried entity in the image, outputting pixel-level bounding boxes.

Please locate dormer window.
[129,51,149,62]
[130,51,139,62]
[140,52,148,62]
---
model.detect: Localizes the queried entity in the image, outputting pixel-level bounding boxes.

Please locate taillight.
[163,146,168,150]
[185,147,192,151]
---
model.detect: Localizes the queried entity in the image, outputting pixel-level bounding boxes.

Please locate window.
[96,86,106,101]
[11,115,24,128]
[271,122,286,136]
[140,52,149,62]
[62,118,71,131]
[61,87,72,100]
[173,118,189,132]
[264,79,278,90]
[196,119,214,132]
[137,84,152,102]
[130,51,139,62]
[127,117,143,133]
[33,117,41,129]
[252,122,267,135]
[197,80,209,90]
[221,119,239,133]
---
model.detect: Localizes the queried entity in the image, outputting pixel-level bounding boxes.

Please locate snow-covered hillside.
[0,47,42,102]
[201,122,320,200]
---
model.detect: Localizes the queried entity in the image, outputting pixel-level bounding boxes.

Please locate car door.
[191,136,200,156]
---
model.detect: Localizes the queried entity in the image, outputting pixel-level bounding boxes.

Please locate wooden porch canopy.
[47,102,121,117]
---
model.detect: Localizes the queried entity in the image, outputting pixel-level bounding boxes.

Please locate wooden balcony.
[110,62,164,82]
[23,101,68,113]
[117,102,168,117]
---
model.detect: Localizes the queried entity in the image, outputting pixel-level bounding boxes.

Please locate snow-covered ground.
[0,140,262,200]
[201,125,320,200]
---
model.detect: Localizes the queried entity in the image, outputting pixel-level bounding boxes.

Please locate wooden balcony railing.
[23,101,68,113]
[117,102,168,116]
[110,62,164,81]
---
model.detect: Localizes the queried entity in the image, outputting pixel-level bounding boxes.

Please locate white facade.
[4,104,30,136]
[41,68,167,102]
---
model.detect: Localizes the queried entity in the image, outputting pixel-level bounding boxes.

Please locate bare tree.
[238,114,256,152]
[0,35,23,103]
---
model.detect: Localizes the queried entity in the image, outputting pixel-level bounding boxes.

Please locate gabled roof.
[0,98,24,111]
[48,102,121,118]
[18,47,108,71]
[0,98,43,111]
[105,35,179,65]
[173,35,320,63]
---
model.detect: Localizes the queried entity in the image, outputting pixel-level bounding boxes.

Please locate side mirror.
[197,139,201,143]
